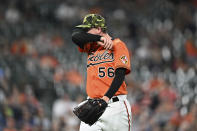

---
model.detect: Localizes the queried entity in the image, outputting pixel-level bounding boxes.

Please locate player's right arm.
[72,28,101,49]
[72,28,112,50]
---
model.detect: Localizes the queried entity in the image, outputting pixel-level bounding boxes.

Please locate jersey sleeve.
[113,39,131,75]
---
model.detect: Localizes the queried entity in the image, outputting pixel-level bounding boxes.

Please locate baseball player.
[72,14,132,131]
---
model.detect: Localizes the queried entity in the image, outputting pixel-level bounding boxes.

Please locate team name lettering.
[88,51,114,62]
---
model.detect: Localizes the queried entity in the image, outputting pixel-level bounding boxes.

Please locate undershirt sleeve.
[104,68,126,99]
[71,28,101,49]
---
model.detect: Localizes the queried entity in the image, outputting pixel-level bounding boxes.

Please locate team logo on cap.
[120,55,128,64]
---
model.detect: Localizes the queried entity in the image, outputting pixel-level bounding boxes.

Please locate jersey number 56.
[98,67,115,78]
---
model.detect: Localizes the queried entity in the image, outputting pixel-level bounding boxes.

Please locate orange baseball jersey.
[78,38,131,98]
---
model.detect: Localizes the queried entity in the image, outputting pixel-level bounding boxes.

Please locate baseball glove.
[73,99,108,126]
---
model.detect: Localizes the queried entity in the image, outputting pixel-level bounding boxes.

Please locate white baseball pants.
[79,95,132,131]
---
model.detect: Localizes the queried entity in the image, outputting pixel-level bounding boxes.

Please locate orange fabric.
[52,36,64,47]
[79,38,131,98]
[65,70,83,86]
[185,40,197,57]
[170,112,182,126]
[10,42,19,54]
[19,43,28,55]
[149,78,164,90]
[183,113,194,123]
[19,93,26,104]
[40,56,59,68]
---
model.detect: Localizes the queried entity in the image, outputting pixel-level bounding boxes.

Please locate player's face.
[87,28,102,35]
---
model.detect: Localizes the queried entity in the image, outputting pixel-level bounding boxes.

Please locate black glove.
[73,99,108,126]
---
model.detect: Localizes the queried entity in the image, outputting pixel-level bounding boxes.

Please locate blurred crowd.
[0,0,197,131]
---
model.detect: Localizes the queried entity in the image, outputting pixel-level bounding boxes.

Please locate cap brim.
[75,24,91,28]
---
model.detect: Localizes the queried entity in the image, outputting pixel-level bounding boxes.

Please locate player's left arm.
[102,40,131,102]
[102,68,126,102]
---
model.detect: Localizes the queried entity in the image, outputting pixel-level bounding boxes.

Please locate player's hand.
[97,39,105,47]
[99,36,109,49]
[99,35,113,50]
[103,35,113,50]
[105,34,113,49]
[102,96,110,103]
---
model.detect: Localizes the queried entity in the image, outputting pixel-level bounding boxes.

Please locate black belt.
[112,97,119,102]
